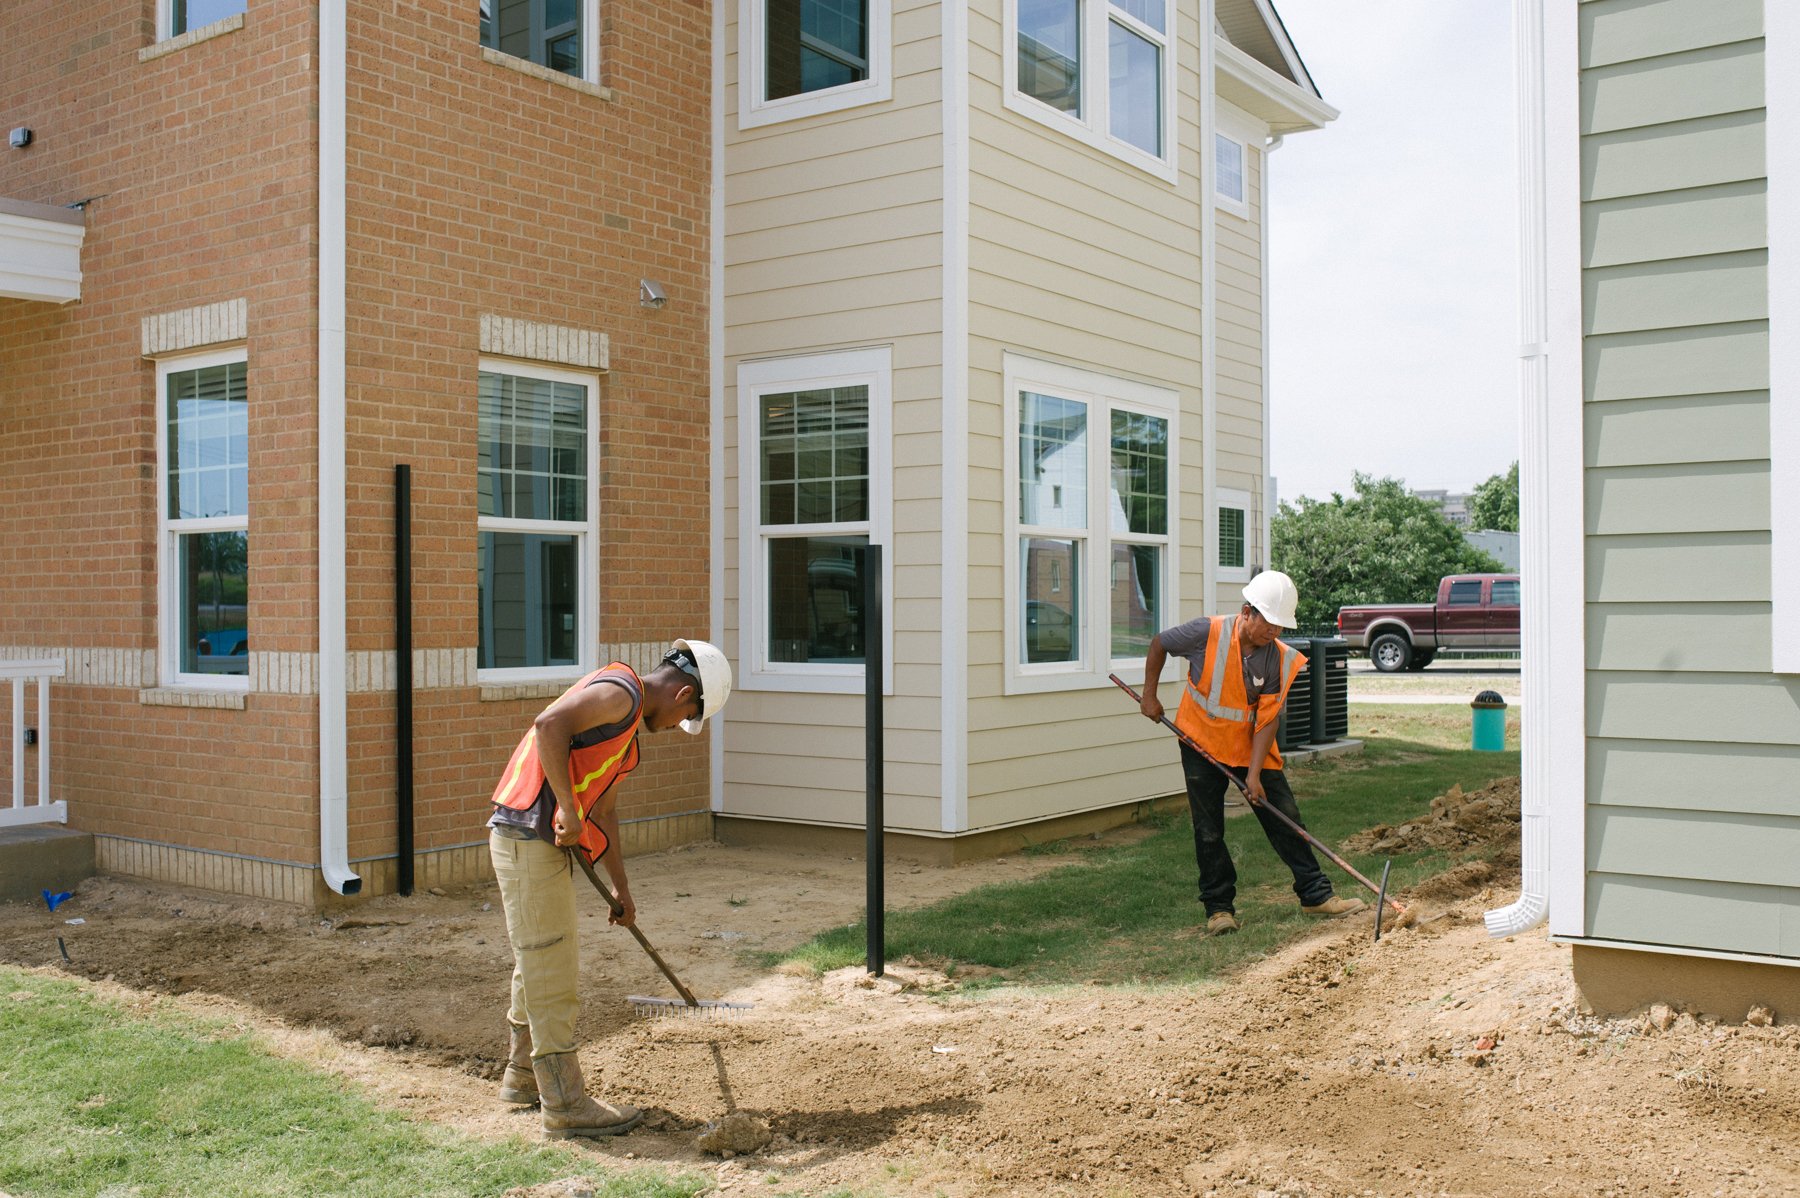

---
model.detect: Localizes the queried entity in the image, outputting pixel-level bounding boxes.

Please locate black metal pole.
[865,542,884,977]
[395,464,414,897]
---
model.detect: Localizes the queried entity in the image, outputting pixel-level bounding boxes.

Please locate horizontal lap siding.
[1577,1,1796,956]
[720,0,945,830]
[962,0,1212,827]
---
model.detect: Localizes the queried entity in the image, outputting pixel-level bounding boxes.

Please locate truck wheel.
[1370,633,1411,673]
[1407,649,1437,671]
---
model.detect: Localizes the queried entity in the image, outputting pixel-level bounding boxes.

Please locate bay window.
[1007,355,1176,691]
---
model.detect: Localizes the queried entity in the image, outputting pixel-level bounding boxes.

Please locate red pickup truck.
[1336,574,1520,672]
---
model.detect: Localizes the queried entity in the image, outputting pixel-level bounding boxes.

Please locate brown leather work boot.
[1206,910,1240,935]
[499,1022,537,1105]
[532,1051,643,1139]
[1302,896,1368,916]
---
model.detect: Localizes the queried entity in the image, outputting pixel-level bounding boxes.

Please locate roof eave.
[1215,40,1339,136]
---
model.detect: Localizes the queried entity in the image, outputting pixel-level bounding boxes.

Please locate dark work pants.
[1180,743,1334,914]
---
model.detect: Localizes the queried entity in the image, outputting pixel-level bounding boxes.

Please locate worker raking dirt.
[1130,571,1418,934]
[485,639,734,1139]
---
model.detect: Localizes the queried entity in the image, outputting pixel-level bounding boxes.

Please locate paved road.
[1347,657,1522,704]
[1345,658,1520,678]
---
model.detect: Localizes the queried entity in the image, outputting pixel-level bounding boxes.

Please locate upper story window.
[163,0,246,38]
[740,0,893,129]
[1008,0,1174,181]
[1006,355,1176,692]
[481,0,598,80]
[158,351,250,688]
[1216,486,1251,583]
[1214,131,1250,217]
[738,348,892,694]
[476,362,599,679]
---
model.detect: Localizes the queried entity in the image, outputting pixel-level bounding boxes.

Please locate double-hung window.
[1006,355,1176,691]
[476,361,599,680]
[1009,0,1175,179]
[161,0,246,38]
[739,348,891,693]
[158,350,250,688]
[480,0,599,81]
[741,0,893,128]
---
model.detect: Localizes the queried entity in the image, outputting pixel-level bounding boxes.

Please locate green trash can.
[1471,690,1507,752]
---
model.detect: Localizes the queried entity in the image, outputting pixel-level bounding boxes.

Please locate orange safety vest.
[1173,615,1307,770]
[489,662,643,866]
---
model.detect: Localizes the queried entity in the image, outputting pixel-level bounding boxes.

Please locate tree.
[1272,473,1504,630]
[1467,461,1519,532]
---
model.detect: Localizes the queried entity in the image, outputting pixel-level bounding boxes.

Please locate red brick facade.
[0,0,714,903]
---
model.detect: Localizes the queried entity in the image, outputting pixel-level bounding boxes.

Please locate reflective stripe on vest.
[1184,615,1251,723]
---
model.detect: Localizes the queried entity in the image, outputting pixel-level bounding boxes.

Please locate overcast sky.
[1264,1,1519,504]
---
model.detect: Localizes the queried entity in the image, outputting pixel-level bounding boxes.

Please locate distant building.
[1463,530,1519,571]
[1412,488,1472,527]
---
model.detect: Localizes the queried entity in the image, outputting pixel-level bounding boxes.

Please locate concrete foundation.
[0,825,95,906]
[1573,944,1800,1026]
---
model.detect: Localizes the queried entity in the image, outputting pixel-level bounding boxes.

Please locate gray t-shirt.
[1158,616,1284,702]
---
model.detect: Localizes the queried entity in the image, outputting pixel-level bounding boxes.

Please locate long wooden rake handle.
[1107,673,1408,920]
[568,848,701,1007]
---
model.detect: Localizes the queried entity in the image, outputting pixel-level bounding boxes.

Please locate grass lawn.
[772,703,1521,988]
[0,969,709,1198]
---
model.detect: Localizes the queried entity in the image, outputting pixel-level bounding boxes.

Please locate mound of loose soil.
[1345,776,1523,856]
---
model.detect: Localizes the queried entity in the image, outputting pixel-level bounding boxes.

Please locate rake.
[569,849,753,1020]
[1107,674,1420,937]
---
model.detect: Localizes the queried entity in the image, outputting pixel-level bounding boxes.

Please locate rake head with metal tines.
[628,995,754,1020]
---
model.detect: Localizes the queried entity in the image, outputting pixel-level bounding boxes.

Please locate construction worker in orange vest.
[1139,571,1365,935]
[486,639,731,1138]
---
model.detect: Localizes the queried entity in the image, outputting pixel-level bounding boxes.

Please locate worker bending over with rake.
[486,639,732,1138]
[1139,571,1364,936]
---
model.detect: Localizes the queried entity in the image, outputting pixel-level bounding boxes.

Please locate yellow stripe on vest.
[571,721,641,816]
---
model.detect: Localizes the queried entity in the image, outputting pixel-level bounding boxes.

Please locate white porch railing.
[1,658,65,828]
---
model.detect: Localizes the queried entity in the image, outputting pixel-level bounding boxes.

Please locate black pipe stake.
[396,464,415,897]
[864,542,885,978]
[57,936,69,963]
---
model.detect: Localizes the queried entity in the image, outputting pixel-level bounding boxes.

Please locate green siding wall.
[1577,0,1795,957]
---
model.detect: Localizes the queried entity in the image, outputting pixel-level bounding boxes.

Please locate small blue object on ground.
[1471,691,1507,752]
[42,889,72,911]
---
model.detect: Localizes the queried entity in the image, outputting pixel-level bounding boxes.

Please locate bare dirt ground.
[5,794,1799,1198]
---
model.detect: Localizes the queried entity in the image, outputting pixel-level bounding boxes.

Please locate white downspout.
[941,0,969,836]
[1260,133,1282,569]
[1486,0,1553,936]
[318,0,360,895]
[1200,3,1217,613]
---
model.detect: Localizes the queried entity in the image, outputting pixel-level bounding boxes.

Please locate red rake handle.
[1107,673,1407,918]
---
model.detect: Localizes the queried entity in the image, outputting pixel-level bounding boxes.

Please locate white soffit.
[1216,0,1321,99]
[0,197,84,304]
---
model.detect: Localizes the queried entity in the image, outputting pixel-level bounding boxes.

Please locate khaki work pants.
[490,829,581,1058]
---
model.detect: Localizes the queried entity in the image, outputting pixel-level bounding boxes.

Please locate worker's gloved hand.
[1139,694,1164,722]
[552,805,582,848]
[609,885,636,928]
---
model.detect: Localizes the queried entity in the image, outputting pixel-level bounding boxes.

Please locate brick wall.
[0,0,716,901]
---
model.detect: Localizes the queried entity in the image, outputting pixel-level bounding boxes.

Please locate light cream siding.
[720,0,946,831]
[961,0,1207,827]
[1213,131,1265,608]
[1577,0,1798,955]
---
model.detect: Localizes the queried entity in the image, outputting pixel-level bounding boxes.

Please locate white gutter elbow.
[1485,802,1548,936]
[318,0,360,896]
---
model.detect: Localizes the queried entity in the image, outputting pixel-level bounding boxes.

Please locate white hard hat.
[668,639,732,735]
[1242,570,1299,629]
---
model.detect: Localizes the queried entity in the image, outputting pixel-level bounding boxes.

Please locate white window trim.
[156,347,251,692]
[155,0,245,41]
[1003,353,1179,695]
[736,347,894,695]
[477,0,603,86]
[1212,131,1250,219]
[1001,0,1179,185]
[738,0,893,130]
[474,357,602,686]
[1769,3,1800,674]
[1215,486,1252,583]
